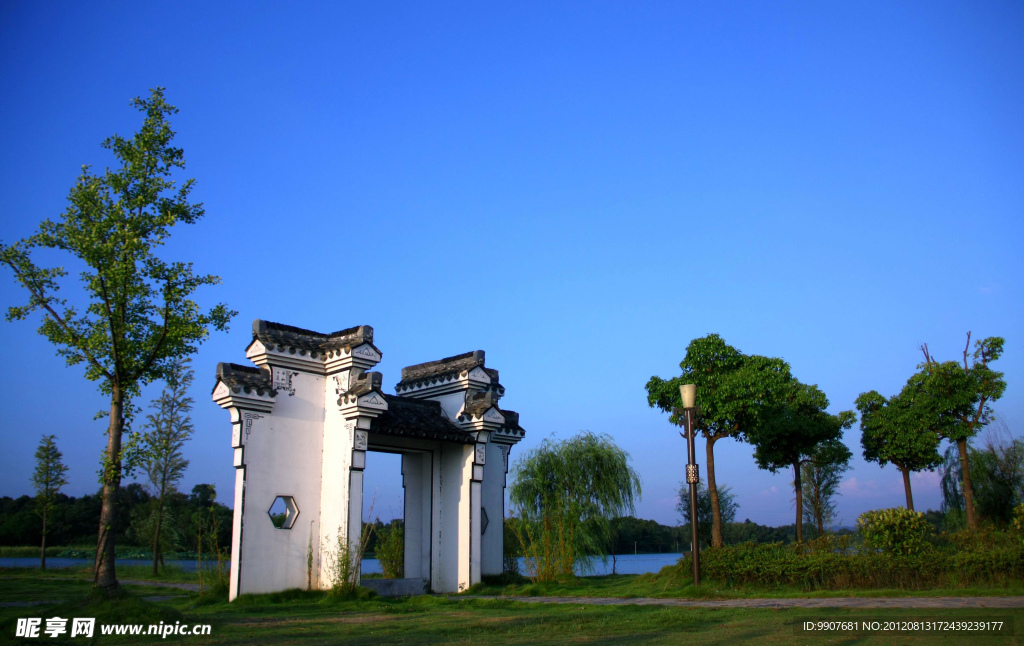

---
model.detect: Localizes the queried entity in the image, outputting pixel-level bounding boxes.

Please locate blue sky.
[1,2,1022,529]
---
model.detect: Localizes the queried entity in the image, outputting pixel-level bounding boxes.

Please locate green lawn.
[1,569,1022,645]
[0,575,188,603]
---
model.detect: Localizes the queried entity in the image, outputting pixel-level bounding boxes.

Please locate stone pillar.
[480,441,511,576]
[402,452,432,582]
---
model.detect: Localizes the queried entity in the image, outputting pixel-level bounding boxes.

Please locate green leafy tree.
[747,382,854,542]
[941,428,1024,529]
[509,432,641,580]
[856,385,943,512]
[646,334,792,547]
[676,480,737,549]
[972,435,1024,527]
[0,88,235,592]
[918,334,1006,530]
[138,357,194,574]
[32,435,69,569]
[801,438,852,537]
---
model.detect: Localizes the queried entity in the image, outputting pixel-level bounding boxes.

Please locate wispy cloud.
[839,476,882,498]
[911,470,941,488]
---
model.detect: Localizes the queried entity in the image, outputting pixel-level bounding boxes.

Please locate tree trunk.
[705,436,723,548]
[152,498,164,576]
[957,439,977,530]
[95,386,123,594]
[40,508,47,570]
[900,466,914,511]
[813,477,824,537]
[793,462,803,543]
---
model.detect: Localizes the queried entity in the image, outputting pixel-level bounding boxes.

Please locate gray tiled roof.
[214,363,277,397]
[374,395,475,444]
[252,319,376,357]
[396,350,499,390]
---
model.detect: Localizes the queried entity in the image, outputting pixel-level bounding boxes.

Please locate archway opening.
[362,450,405,578]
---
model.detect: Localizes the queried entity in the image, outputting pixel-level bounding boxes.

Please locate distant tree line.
[0,483,230,554]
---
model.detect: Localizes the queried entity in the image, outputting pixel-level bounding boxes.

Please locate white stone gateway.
[212,320,525,600]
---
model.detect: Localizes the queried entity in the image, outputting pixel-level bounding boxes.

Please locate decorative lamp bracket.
[686,464,700,485]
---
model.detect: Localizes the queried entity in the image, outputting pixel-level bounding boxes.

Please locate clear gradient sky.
[1,2,1022,528]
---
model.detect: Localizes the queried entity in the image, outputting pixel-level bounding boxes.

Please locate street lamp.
[674,383,701,585]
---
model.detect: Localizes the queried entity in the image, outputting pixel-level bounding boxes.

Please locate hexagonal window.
[268,495,299,530]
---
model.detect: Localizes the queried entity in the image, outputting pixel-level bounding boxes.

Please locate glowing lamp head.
[679,384,697,409]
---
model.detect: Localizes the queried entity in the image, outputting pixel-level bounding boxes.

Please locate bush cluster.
[856,507,932,555]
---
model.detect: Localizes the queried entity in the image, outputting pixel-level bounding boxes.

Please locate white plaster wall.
[433,391,467,422]
[237,370,326,596]
[319,377,355,589]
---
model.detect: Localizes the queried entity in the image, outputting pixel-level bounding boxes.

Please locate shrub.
[503,519,521,576]
[375,523,404,579]
[857,508,933,556]
[1013,503,1024,544]
[326,521,373,595]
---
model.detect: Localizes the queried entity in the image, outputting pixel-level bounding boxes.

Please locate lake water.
[0,553,684,576]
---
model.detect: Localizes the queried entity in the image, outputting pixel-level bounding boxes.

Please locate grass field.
[1,568,1022,645]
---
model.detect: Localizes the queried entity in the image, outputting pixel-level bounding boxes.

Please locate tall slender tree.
[139,357,194,574]
[32,435,69,570]
[676,480,738,549]
[646,334,792,547]
[856,386,943,511]
[918,333,1005,530]
[0,88,235,593]
[747,381,855,543]
[801,438,852,537]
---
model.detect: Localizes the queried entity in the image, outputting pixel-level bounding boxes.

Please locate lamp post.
[674,383,701,585]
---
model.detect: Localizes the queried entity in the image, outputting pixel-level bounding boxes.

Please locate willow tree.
[918,334,1005,530]
[509,432,641,580]
[646,334,792,547]
[0,88,235,593]
[856,385,942,511]
[747,381,855,543]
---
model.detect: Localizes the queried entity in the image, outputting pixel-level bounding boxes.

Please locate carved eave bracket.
[457,406,505,433]
[337,370,389,420]
[212,379,277,414]
[212,363,278,414]
[338,390,389,420]
[491,426,525,445]
[325,342,383,374]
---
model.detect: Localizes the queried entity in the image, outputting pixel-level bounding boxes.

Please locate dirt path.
[461,595,1024,609]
